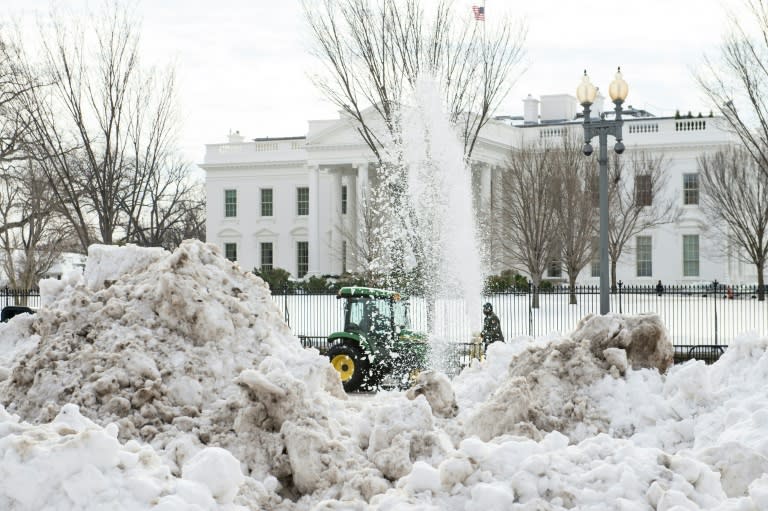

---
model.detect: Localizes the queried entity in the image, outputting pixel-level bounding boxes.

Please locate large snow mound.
[1,241,341,431]
[0,241,360,505]
[455,313,674,442]
[0,241,767,509]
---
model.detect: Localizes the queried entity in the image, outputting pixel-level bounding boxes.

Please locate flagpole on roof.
[482,1,487,37]
[482,1,486,39]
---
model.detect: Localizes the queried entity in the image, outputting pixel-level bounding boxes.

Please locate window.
[261,188,273,217]
[297,241,309,277]
[548,259,562,278]
[341,185,347,214]
[683,234,699,277]
[635,175,652,206]
[224,189,237,217]
[636,236,652,277]
[297,187,309,216]
[260,242,273,271]
[683,173,699,205]
[224,242,237,262]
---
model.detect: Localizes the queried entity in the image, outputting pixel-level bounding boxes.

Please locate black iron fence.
[2,284,753,367]
[275,282,768,365]
[0,288,41,309]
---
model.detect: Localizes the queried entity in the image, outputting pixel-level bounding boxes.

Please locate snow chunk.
[401,460,440,493]
[572,313,674,372]
[84,244,166,291]
[405,370,458,418]
[182,447,244,503]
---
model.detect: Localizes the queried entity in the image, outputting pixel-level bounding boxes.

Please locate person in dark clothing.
[656,280,664,296]
[481,302,504,348]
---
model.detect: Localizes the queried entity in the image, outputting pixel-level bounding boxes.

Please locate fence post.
[527,280,533,337]
[618,280,623,314]
[712,279,719,346]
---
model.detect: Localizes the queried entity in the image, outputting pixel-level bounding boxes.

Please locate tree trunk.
[610,259,618,293]
[569,274,577,305]
[758,260,765,302]
[531,277,540,309]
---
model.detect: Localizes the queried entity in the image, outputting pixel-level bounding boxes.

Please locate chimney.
[523,94,539,125]
[227,130,244,143]
[540,94,578,123]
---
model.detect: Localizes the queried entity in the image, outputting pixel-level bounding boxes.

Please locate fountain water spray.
[381,75,485,370]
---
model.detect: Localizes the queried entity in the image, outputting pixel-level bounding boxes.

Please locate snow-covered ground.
[0,240,766,510]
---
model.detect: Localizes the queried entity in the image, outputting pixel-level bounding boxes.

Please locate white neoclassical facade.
[202,94,754,285]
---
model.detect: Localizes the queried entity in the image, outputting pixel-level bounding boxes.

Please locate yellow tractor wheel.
[327,342,368,392]
[331,354,356,382]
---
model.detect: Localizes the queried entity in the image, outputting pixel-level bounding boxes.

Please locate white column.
[347,171,358,249]
[355,162,369,224]
[354,163,369,274]
[309,165,320,276]
[480,163,492,218]
[479,164,494,271]
[330,168,343,274]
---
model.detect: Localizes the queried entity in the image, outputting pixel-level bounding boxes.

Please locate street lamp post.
[577,68,629,315]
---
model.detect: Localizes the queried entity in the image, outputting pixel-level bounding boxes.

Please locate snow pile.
[0,241,342,426]
[359,331,768,510]
[589,331,768,500]
[0,241,767,509]
[356,394,451,482]
[0,404,247,510]
[0,240,355,506]
[457,313,673,442]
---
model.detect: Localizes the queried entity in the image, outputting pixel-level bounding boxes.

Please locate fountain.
[380,75,486,371]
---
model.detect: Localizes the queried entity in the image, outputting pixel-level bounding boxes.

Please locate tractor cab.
[343,288,407,339]
[327,286,426,391]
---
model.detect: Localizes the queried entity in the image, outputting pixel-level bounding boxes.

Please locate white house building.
[202,94,750,285]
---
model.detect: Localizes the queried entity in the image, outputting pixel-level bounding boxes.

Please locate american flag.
[472,5,485,21]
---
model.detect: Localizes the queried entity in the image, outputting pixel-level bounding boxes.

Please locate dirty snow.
[0,240,766,510]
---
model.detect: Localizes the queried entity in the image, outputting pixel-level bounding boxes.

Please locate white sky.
[3,0,736,171]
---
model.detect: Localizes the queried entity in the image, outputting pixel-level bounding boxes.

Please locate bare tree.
[0,160,67,293]
[304,0,525,291]
[0,38,37,166]
[14,2,196,252]
[0,36,68,294]
[699,146,768,299]
[303,0,526,161]
[497,141,558,308]
[697,0,768,178]
[121,157,205,250]
[605,151,680,289]
[550,133,597,304]
[334,189,387,285]
[161,180,207,250]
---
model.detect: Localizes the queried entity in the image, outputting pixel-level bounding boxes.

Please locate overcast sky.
[4,0,735,170]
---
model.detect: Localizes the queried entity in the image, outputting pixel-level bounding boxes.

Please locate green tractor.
[327,286,428,392]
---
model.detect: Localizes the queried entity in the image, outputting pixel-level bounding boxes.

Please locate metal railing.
[0,285,740,370]
[275,282,768,362]
[0,288,41,309]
